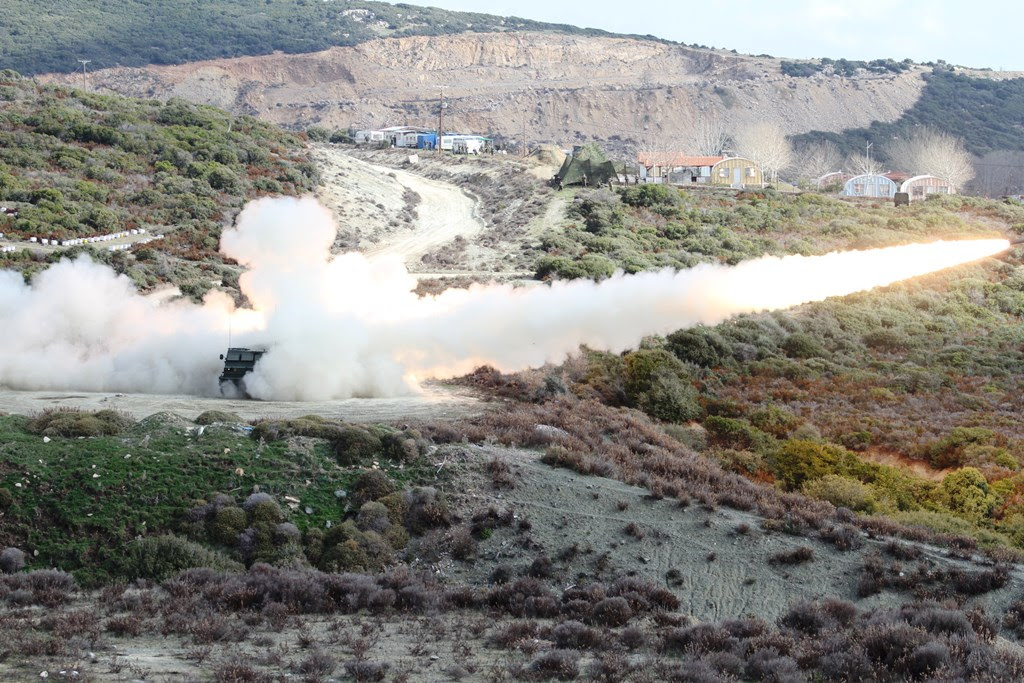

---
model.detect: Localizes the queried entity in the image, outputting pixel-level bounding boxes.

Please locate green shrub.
[378,429,426,462]
[802,475,881,513]
[356,501,391,533]
[244,492,283,524]
[663,424,708,451]
[319,521,392,572]
[619,184,679,211]
[27,408,134,437]
[939,467,996,521]
[749,405,801,439]
[863,329,914,352]
[666,327,732,368]
[711,449,766,477]
[782,333,826,359]
[305,126,330,142]
[403,487,450,534]
[704,416,773,453]
[352,470,397,507]
[377,492,409,528]
[0,487,13,510]
[891,510,1000,544]
[122,534,242,581]
[208,506,246,545]
[303,528,325,564]
[195,410,241,425]
[330,426,382,465]
[623,349,702,422]
[922,427,1001,469]
[250,415,345,442]
[771,440,857,491]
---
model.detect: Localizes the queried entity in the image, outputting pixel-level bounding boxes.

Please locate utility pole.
[866,141,873,175]
[437,87,445,156]
[522,107,527,158]
[77,59,91,87]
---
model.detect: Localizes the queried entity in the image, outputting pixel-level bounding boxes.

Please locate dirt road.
[364,164,484,265]
[313,144,484,269]
[0,382,483,423]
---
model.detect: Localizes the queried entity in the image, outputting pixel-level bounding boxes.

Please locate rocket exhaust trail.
[0,197,1010,400]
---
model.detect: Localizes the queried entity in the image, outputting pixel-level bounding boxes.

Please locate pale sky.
[395,0,1023,71]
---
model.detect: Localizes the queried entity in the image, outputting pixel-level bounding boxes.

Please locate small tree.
[734,121,792,185]
[886,128,974,191]
[686,112,731,156]
[939,467,995,521]
[792,140,841,185]
[847,152,882,176]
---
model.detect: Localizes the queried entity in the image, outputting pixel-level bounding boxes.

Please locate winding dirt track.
[363,163,484,266]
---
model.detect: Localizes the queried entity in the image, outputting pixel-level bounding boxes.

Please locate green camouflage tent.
[554,143,618,187]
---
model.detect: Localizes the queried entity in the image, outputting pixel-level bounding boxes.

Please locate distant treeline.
[781,57,915,78]
[0,0,661,75]
[794,70,1024,158]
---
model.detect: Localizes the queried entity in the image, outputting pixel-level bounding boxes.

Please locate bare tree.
[686,113,731,156]
[847,152,882,176]
[734,121,792,184]
[791,140,842,184]
[635,134,682,170]
[885,128,974,191]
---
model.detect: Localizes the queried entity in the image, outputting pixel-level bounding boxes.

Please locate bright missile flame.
[0,193,1012,400]
[704,238,1011,314]
[382,238,1012,383]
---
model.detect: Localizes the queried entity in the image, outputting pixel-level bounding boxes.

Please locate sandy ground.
[0,382,484,423]
[312,144,483,269]
[364,165,483,267]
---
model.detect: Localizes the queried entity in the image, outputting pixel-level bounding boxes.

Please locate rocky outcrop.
[41,32,930,151]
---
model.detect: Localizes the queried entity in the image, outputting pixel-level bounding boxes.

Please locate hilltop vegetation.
[0,0,637,76]
[0,71,316,291]
[781,57,915,78]
[796,70,1024,159]
[536,184,1001,280]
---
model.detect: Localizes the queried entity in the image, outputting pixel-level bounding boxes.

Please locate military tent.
[554,144,618,188]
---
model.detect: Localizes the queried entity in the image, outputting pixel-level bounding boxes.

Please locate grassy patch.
[0,413,436,585]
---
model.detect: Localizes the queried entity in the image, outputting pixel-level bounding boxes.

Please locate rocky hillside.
[41,32,930,151]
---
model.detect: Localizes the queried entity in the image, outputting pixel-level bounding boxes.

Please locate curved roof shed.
[843,174,897,198]
[900,175,953,199]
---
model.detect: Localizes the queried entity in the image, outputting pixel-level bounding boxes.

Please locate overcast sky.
[395,0,1022,71]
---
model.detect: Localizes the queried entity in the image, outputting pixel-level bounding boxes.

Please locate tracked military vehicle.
[218,347,265,398]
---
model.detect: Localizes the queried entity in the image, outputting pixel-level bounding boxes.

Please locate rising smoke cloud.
[0,196,1009,400]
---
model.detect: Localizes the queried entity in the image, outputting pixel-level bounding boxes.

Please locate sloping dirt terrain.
[41,32,930,148]
[2,439,1023,681]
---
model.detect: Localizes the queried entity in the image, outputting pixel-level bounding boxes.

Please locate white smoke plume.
[0,196,1009,400]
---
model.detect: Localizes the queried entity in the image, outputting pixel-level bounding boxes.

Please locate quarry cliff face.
[42,32,929,149]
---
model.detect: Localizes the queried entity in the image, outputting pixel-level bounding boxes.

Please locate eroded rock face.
[41,32,927,149]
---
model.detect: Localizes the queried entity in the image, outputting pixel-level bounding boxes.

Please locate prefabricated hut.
[843,174,898,198]
[354,129,386,144]
[637,154,763,188]
[636,154,724,184]
[710,157,763,189]
[899,175,953,200]
[452,135,492,154]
